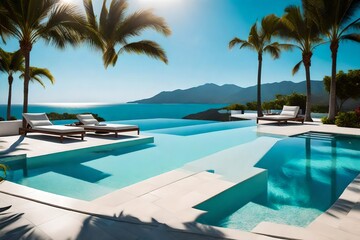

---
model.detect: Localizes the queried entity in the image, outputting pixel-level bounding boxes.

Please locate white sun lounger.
[256,106,304,124]
[76,114,139,137]
[21,113,85,143]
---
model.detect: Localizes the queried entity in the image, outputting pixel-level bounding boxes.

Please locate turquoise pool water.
[6,119,259,200]
[5,119,360,231]
[197,132,360,231]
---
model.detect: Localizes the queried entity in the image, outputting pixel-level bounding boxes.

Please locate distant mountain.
[131,80,330,105]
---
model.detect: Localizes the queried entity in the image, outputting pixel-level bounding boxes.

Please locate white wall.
[0,120,22,136]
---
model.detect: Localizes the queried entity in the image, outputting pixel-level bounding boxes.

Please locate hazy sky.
[0,0,359,104]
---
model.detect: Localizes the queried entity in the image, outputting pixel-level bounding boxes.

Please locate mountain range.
[132,80,330,105]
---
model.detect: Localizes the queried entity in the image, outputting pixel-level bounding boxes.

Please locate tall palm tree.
[20,67,55,88]
[0,0,85,125]
[304,0,360,121]
[0,49,24,120]
[229,15,292,117]
[83,0,171,68]
[278,5,323,122]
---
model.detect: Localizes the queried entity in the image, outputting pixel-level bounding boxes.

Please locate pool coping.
[1,121,360,239]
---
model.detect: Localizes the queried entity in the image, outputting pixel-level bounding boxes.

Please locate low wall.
[0,120,22,136]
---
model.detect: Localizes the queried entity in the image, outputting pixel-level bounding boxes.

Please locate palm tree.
[304,0,360,121]
[278,5,323,122]
[0,49,24,120]
[83,0,171,68]
[20,67,55,88]
[229,15,292,117]
[0,0,85,125]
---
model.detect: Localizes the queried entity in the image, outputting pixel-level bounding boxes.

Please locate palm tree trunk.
[304,65,313,122]
[257,54,263,117]
[6,75,13,120]
[21,42,31,128]
[328,41,338,121]
[303,52,313,122]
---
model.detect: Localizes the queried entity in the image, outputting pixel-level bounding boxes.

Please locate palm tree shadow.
[0,204,228,240]
[0,136,28,155]
[0,205,51,240]
[74,211,228,240]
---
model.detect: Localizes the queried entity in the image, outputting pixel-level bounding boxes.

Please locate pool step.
[293,131,336,141]
[183,136,280,183]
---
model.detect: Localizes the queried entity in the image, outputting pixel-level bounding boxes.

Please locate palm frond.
[40,3,86,48]
[102,46,118,68]
[339,18,360,37]
[341,33,360,43]
[228,37,247,49]
[83,0,98,30]
[32,76,46,88]
[292,60,303,75]
[103,0,127,40]
[248,23,261,49]
[84,0,170,68]
[30,67,55,84]
[239,42,254,50]
[9,50,24,71]
[353,22,360,30]
[264,43,281,59]
[117,10,171,44]
[119,40,168,64]
[82,0,104,50]
[99,0,109,37]
[20,66,55,86]
[339,0,360,26]
[0,49,24,74]
[278,43,295,51]
[261,14,280,39]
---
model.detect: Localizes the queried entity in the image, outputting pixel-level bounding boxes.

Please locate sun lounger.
[76,114,139,137]
[20,113,85,143]
[256,106,304,124]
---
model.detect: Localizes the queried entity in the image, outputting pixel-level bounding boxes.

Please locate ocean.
[0,103,227,121]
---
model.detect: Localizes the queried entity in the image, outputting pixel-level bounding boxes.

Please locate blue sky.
[0,0,359,104]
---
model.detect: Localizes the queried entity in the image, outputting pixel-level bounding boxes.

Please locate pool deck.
[1,121,360,239]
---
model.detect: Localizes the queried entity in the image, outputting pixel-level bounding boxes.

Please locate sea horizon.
[0,103,228,121]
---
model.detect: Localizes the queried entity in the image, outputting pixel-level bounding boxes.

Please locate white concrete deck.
[0,131,152,158]
[1,121,360,239]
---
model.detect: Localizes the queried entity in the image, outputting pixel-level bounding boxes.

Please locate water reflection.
[197,132,360,230]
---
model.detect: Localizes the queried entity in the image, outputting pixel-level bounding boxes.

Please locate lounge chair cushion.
[77,114,99,125]
[31,120,53,127]
[23,113,53,128]
[280,106,299,117]
[33,125,84,133]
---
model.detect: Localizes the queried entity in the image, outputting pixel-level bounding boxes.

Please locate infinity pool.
[5,119,360,231]
[6,119,260,200]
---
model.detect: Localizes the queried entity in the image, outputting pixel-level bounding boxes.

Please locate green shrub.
[0,117,4,121]
[224,104,247,111]
[246,101,257,110]
[46,112,105,121]
[321,116,335,124]
[335,112,360,128]
[9,116,17,120]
